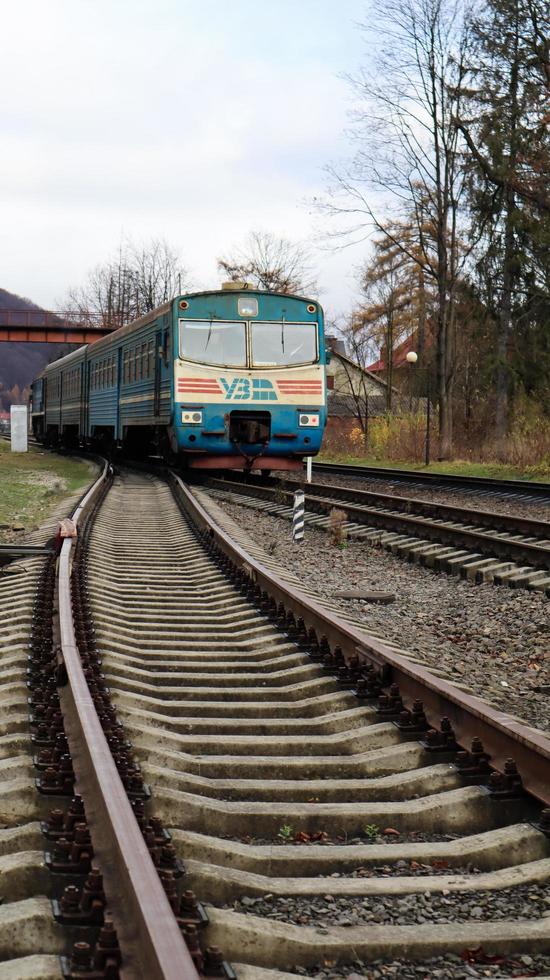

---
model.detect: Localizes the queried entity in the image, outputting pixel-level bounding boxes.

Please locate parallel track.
[202,475,550,592]
[62,466,550,977]
[313,461,550,503]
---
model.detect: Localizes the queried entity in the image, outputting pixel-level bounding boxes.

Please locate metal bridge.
[0,310,115,344]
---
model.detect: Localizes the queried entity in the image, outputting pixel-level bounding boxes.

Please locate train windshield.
[251,321,318,367]
[179,319,246,367]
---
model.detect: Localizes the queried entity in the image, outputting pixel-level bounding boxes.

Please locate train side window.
[130,349,135,384]
[148,339,155,377]
[123,350,128,384]
[136,347,142,382]
[141,343,147,379]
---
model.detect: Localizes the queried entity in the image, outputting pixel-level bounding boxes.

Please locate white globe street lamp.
[405,349,431,465]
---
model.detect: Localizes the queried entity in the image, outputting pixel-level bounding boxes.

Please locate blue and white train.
[31,284,328,472]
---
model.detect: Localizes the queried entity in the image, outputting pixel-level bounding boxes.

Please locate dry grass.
[328,507,348,547]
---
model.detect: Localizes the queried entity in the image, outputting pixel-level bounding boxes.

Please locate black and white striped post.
[292,489,305,543]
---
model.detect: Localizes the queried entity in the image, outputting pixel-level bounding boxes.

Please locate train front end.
[172,286,327,471]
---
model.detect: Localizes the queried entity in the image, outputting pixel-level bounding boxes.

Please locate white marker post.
[292,489,305,544]
[10,405,28,452]
[305,457,313,483]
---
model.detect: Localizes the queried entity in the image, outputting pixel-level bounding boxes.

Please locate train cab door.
[154,330,162,418]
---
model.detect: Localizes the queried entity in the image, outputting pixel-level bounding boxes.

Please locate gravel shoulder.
[215,500,550,732]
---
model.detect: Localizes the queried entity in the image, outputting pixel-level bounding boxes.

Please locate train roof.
[34,287,323,377]
[37,344,88,380]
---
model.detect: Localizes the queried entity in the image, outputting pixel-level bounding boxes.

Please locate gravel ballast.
[227,832,467,847]
[229,881,550,927]
[214,500,549,731]
[299,950,550,978]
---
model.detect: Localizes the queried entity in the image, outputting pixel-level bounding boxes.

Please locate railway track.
[201,475,550,593]
[313,462,550,504]
[4,460,550,977]
[59,465,550,977]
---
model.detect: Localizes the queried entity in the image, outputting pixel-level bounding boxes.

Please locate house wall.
[327,355,387,397]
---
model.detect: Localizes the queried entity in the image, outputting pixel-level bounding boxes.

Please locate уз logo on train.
[220,378,278,400]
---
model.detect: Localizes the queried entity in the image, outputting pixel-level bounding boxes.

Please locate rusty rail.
[171,471,550,807]
[58,462,199,980]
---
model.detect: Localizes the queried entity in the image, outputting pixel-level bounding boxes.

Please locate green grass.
[0,441,94,541]
[317,452,550,483]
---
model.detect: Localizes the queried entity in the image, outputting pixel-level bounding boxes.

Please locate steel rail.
[208,477,550,570]
[58,462,199,980]
[171,471,550,806]
[313,461,550,499]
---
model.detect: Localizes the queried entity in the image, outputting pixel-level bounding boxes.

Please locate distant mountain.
[0,289,76,410]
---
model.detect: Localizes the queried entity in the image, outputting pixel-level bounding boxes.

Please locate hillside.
[0,289,75,410]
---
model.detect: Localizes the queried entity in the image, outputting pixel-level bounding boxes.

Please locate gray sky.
[1,0,371,320]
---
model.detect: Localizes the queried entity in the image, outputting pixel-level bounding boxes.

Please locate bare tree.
[65,238,189,328]
[217,231,318,295]
[323,0,473,458]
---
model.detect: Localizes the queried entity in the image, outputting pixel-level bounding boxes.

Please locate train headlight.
[299,413,320,427]
[182,410,203,425]
[238,297,258,317]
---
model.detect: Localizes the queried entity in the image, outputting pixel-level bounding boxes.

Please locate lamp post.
[406,350,417,414]
[405,350,430,466]
[425,376,431,466]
